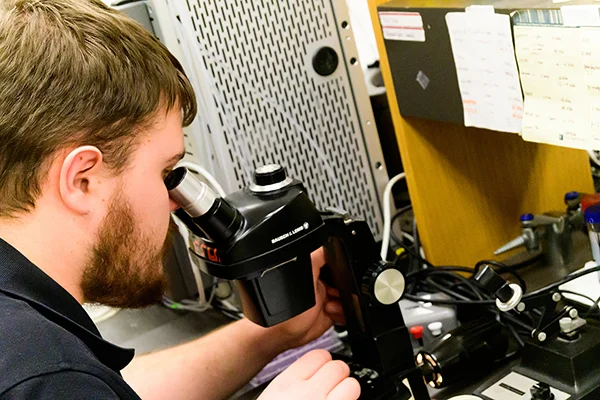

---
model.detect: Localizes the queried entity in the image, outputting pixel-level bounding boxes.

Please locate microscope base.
[346,361,411,400]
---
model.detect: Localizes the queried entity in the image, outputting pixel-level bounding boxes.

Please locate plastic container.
[585,204,600,265]
[582,194,600,212]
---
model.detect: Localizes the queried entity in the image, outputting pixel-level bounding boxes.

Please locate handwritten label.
[446,12,523,133]
[379,11,425,42]
[515,25,600,149]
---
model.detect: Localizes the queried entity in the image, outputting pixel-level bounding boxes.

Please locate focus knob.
[250,164,294,193]
[254,164,286,186]
[362,262,405,305]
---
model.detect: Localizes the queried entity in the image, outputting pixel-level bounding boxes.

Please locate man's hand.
[258,350,360,400]
[267,247,345,349]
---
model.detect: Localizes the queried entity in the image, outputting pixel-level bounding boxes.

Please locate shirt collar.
[0,237,134,372]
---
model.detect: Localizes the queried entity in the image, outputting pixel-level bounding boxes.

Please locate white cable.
[394,231,426,260]
[381,173,406,261]
[172,215,212,310]
[176,160,227,197]
[401,232,415,243]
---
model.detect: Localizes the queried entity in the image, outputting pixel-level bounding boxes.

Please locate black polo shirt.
[0,238,141,399]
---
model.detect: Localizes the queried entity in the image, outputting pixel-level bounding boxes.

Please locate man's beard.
[81,192,170,308]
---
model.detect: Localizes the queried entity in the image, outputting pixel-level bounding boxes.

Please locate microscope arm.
[322,213,430,400]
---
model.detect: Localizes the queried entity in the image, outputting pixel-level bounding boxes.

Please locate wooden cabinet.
[368,0,595,267]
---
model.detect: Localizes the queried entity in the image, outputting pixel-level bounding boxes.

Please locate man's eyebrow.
[166,151,186,165]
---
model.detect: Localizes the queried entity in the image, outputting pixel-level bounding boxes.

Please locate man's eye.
[162,169,173,179]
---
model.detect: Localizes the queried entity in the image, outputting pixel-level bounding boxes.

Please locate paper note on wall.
[513,25,600,149]
[582,28,600,148]
[445,11,523,134]
[514,26,590,148]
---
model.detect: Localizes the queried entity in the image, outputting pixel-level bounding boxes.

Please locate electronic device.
[166,164,431,400]
[399,295,459,353]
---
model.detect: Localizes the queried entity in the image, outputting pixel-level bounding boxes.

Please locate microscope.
[165,164,430,400]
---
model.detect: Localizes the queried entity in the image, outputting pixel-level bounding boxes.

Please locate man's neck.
[0,212,86,303]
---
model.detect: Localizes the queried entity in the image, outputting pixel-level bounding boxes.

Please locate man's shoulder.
[0,293,95,358]
[0,295,141,399]
[1,370,121,399]
[0,294,103,388]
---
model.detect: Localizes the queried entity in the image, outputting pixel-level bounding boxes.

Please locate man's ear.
[59,146,104,215]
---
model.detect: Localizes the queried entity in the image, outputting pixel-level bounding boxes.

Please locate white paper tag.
[465,5,495,14]
[379,11,425,42]
[561,5,600,26]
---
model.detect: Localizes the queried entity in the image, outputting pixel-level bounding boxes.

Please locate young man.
[0,1,360,399]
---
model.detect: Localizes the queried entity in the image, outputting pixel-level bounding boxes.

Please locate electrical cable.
[559,290,599,310]
[171,215,216,312]
[583,293,600,319]
[400,242,600,352]
[524,265,600,298]
[381,173,407,261]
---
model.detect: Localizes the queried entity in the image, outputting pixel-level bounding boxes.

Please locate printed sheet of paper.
[514,26,589,148]
[446,12,523,133]
[514,25,600,149]
[582,28,600,148]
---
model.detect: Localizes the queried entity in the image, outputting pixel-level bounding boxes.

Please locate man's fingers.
[311,247,326,283]
[327,377,361,400]
[325,300,343,315]
[308,360,351,394]
[277,350,332,381]
[327,287,340,298]
[331,313,346,325]
[315,280,327,304]
[311,247,325,269]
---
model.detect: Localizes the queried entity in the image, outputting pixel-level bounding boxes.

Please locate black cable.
[412,218,421,273]
[422,271,486,300]
[559,289,599,314]
[389,205,414,262]
[406,265,477,278]
[504,253,543,270]
[403,293,497,305]
[425,276,473,301]
[406,266,600,306]
[503,317,525,348]
[524,265,600,298]
[390,205,413,237]
[583,294,600,319]
[498,311,534,333]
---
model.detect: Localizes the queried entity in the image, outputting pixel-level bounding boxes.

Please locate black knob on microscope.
[254,164,287,186]
[362,261,406,306]
[531,382,554,400]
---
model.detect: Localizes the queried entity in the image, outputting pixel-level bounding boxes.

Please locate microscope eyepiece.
[165,167,243,243]
[166,167,218,218]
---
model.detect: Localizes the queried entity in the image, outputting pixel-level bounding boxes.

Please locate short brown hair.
[0,0,197,217]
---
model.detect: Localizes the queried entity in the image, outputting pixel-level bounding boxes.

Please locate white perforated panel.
[149,0,390,236]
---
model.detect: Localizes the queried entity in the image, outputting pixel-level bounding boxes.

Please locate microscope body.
[166,165,430,400]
